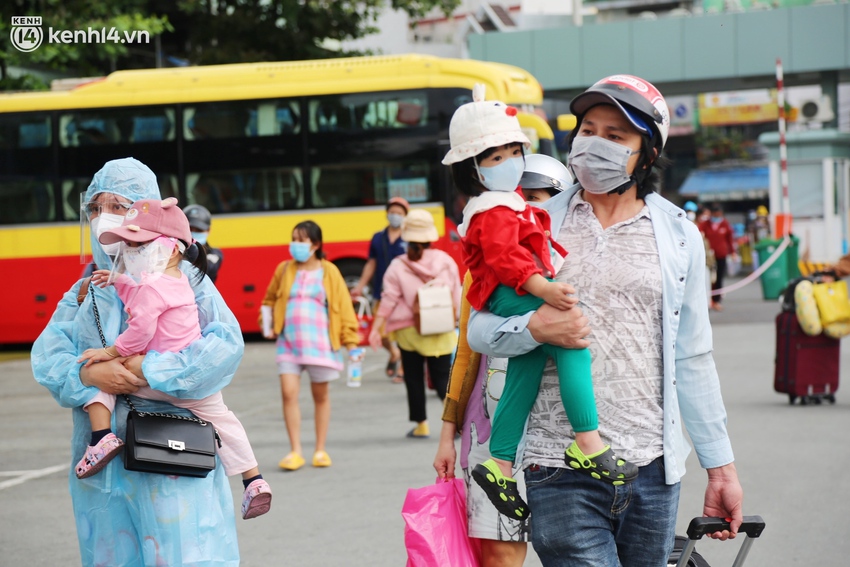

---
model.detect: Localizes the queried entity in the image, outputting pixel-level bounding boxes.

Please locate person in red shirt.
[442,85,638,521]
[699,204,738,311]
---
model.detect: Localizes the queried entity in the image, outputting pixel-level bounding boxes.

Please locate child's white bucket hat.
[441,84,531,165]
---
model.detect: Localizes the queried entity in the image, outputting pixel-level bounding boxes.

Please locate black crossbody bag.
[90,283,220,478]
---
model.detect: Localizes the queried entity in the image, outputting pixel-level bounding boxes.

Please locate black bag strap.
[381,229,393,268]
[90,281,108,349]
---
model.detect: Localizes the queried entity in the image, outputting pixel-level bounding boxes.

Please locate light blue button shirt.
[468,184,734,485]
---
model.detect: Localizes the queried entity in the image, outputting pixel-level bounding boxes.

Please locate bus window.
[276,104,300,134]
[186,99,300,140]
[0,179,54,224]
[310,98,350,132]
[0,114,51,149]
[187,168,303,213]
[309,91,428,133]
[61,179,92,221]
[311,161,431,209]
[157,175,179,200]
[185,103,251,140]
[60,115,116,146]
[245,101,301,136]
[130,110,175,143]
[59,108,175,146]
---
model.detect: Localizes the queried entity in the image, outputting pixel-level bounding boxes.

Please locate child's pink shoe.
[75,433,124,479]
[241,479,273,519]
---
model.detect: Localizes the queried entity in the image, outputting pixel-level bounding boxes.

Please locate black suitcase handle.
[687,516,766,539]
[675,516,766,567]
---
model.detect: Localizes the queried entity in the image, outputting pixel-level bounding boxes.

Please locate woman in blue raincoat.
[31,158,244,566]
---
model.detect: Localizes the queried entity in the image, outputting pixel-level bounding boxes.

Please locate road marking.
[0,464,67,490]
[234,360,391,418]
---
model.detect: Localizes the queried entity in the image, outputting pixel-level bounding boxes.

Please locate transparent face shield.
[111,236,183,284]
[80,193,132,264]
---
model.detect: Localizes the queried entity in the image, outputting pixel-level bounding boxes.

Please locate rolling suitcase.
[774,311,839,405]
[669,516,766,567]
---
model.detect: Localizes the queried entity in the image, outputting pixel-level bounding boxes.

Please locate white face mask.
[568,136,638,195]
[90,213,125,256]
[120,237,175,281]
[387,213,404,229]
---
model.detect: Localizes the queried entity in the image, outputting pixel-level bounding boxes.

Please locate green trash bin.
[754,236,799,300]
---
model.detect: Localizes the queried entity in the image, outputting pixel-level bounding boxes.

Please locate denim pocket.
[523,464,564,488]
[652,456,665,476]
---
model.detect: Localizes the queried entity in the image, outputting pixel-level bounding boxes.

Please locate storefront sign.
[698,89,779,126]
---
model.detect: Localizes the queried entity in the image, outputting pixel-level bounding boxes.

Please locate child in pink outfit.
[77,197,272,520]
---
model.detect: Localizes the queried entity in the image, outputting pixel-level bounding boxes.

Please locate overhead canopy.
[678,166,769,202]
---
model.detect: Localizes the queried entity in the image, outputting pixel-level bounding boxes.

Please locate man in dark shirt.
[351,197,409,380]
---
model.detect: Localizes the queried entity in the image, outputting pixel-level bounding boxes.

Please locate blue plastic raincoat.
[31,158,243,566]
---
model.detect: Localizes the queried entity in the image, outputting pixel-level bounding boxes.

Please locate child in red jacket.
[443,85,638,520]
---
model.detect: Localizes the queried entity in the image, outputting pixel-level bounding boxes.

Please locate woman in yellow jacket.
[261,220,359,471]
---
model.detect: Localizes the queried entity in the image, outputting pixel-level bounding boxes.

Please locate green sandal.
[471,459,530,520]
[565,443,639,486]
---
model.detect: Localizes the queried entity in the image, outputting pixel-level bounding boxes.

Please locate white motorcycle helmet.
[520,154,573,193]
[569,74,670,153]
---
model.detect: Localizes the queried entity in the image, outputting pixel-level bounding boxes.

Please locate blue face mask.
[711,216,722,224]
[476,156,525,193]
[191,231,208,245]
[289,241,314,263]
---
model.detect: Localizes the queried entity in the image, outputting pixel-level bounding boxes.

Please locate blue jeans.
[524,457,680,567]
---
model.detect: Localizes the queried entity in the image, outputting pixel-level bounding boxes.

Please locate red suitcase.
[774,311,839,405]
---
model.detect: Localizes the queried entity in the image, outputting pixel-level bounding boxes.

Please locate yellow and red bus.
[0,54,554,344]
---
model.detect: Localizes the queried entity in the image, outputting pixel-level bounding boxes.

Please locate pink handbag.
[402,478,482,567]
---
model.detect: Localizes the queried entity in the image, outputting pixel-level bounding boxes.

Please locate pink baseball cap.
[386,196,410,213]
[99,197,193,246]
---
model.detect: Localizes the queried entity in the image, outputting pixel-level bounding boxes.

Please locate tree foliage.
[0,0,460,90]
[158,0,461,65]
[0,0,171,89]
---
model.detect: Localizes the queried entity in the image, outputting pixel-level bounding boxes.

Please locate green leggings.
[488,284,596,463]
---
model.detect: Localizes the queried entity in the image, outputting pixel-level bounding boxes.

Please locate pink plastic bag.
[402,478,482,567]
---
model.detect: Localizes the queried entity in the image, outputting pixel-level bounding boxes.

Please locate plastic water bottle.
[347,347,364,388]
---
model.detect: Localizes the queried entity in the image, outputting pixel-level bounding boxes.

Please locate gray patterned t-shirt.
[521,192,665,469]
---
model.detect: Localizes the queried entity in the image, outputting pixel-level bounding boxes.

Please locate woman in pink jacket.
[369,210,461,439]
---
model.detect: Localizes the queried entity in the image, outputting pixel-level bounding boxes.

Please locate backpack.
[402,258,456,336]
[413,280,456,336]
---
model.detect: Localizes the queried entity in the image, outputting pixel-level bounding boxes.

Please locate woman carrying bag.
[31,158,244,566]
[369,210,462,439]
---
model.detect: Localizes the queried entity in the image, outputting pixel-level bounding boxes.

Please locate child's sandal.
[241,479,273,519]
[75,433,124,479]
[471,459,530,520]
[565,443,639,485]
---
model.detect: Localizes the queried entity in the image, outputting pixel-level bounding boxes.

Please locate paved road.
[2,275,849,566]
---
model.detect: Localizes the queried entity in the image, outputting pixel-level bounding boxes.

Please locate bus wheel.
[335,259,369,298]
